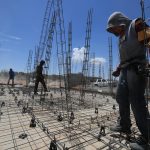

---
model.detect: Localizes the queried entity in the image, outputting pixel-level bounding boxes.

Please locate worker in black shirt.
[34,60,47,94]
[7,68,15,87]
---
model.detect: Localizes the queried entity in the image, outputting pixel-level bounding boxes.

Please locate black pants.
[34,76,47,93]
[7,78,14,86]
[116,67,150,141]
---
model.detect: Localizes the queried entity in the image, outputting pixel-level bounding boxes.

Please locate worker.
[34,60,47,94]
[100,122,106,136]
[7,68,15,87]
[106,12,150,150]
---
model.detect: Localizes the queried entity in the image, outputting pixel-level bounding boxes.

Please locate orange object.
[138,28,150,41]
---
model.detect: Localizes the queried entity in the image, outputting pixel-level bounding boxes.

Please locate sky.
[0,0,150,77]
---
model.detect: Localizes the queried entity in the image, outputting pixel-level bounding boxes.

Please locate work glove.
[112,67,121,77]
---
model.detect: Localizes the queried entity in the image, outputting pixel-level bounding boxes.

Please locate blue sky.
[0,0,150,76]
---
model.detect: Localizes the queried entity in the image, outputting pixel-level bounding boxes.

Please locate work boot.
[110,124,131,134]
[130,136,149,150]
[34,92,38,95]
[44,88,48,92]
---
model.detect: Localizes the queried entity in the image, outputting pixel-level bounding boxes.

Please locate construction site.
[0,0,150,150]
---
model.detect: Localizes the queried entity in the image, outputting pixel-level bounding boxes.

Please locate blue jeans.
[116,67,149,140]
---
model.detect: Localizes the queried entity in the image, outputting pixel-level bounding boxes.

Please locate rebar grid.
[0,86,148,150]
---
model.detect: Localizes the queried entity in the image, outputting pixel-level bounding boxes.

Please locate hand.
[112,68,120,77]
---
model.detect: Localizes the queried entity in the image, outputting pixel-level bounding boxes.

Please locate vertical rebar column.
[91,53,95,97]
[68,22,72,77]
[92,53,95,81]
[26,50,33,86]
[44,11,57,84]
[80,9,93,105]
[38,0,54,62]
[65,21,72,106]
[64,21,72,111]
[108,37,113,95]
[102,65,105,79]
[55,0,71,123]
[32,46,38,82]
[33,46,38,71]
[88,56,92,78]
[55,0,66,91]
[35,47,39,71]
[99,62,101,79]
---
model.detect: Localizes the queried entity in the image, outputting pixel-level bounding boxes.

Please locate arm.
[135,18,147,32]
[112,64,121,77]
[136,18,150,45]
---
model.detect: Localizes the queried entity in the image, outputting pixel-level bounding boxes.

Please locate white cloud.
[72,47,106,65]
[72,47,86,62]
[7,35,22,40]
[0,32,22,41]
[90,57,106,65]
